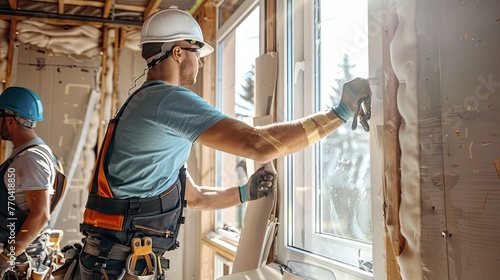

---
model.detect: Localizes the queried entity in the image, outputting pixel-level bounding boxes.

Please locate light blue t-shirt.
[106,81,227,198]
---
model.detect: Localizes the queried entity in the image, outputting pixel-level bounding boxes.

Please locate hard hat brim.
[199,44,214,57]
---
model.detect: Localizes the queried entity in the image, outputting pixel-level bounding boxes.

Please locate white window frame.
[214,0,262,246]
[274,0,385,279]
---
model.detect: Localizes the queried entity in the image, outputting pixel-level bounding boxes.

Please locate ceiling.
[0,0,203,27]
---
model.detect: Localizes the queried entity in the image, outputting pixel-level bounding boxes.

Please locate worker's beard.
[179,58,197,86]
[0,125,11,141]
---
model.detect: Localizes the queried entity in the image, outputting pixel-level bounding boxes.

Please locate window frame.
[213,0,262,247]
[274,0,385,279]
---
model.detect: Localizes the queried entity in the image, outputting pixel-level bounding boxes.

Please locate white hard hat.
[140,9,214,57]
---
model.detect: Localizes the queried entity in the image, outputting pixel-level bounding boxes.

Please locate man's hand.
[239,162,277,203]
[332,77,372,131]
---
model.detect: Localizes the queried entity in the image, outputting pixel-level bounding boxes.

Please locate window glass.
[287,0,372,272]
[216,6,260,240]
[317,0,371,243]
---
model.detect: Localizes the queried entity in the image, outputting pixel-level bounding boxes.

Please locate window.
[214,254,233,278]
[279,0,374,277]
[215,1,260,245]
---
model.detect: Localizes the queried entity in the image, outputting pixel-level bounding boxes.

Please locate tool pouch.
[52,259,78,280]
[29,264,49,280]
[130,208,181,253]
[1,261,48,280]
[14,262,30,279]
[131,208,180,238]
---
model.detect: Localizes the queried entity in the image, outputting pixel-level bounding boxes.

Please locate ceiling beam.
[103,0,113,18]
[58,0,64,14]
[0,10,142,28]
[35,0,145,12]
[143,0,162,20]
[8,0,16,9]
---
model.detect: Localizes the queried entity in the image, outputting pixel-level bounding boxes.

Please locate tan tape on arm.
[299,118,321,146]
[313,114,339,132]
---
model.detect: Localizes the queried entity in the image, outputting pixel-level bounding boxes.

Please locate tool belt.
[79,178,185,280]
[78,233,170,280]
[82,178,184,252]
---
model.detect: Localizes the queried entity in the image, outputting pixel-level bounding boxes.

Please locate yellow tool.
[125,237,157,278]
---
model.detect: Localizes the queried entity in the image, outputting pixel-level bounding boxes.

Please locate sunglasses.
[178,47,201,53]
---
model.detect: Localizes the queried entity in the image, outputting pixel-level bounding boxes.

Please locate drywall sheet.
[417,1,448,279]
[418,0,500,279]
[11,43,101,244]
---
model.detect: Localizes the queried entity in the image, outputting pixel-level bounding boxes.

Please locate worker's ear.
[171,46,183,62]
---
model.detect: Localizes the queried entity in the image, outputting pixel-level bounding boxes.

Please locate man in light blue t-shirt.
[77,8,371,280]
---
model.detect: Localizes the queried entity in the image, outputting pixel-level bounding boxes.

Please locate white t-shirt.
[6,137,55,211]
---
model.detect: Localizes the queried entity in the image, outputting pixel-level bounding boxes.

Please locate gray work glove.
[331,77,372,131]
[238,162,277,203]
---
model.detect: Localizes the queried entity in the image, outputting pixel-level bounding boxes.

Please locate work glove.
[238,161,277,203]
[331,77,372,132]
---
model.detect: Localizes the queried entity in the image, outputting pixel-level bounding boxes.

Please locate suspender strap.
[87,82,163,196]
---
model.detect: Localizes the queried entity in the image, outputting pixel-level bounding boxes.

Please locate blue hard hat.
[0,86,44,121]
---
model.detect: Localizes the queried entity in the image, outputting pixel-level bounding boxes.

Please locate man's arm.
[185,177,241,211]
[186,162,276,210]
[198,109,344,163]
[197,77,372,163]
[11,189,51,256]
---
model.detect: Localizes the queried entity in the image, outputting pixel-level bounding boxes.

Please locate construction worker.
[77,8,371,280]
[0,87,58,279]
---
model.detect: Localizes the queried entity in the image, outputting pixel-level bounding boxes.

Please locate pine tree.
[330,53,356,106]
[236,64,255,118]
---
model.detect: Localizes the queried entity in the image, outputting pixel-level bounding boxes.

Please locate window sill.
[215,263,284,280]
[202,231,238,262]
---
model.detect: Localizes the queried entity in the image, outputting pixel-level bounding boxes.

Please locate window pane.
[216,7,260,235]
[289,0,372,271]
[318,0,371,243]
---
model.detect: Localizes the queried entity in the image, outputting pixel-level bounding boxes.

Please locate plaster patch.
[432,173,460,191]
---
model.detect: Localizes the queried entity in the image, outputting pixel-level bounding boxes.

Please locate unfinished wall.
[395,0,500,279]
[10,42,101,243]
[425,0,499,279]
